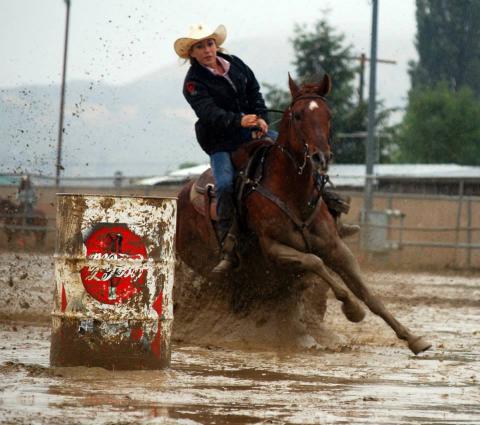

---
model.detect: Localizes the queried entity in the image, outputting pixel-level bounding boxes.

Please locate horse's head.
[282,74,333,174]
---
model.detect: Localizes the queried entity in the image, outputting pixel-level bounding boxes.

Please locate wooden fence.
[0,182,479,269]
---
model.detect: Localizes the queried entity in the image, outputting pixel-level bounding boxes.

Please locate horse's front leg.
[323,238,431,355]
[260,237,366,323]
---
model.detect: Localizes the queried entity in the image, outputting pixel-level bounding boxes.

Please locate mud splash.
[0,254,479,423]
[0,320,478,424]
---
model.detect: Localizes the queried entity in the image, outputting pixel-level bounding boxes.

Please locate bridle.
[275,93,332,176]
[240,93,333,253]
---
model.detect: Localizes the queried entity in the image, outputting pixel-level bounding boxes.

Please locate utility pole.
[362,0,379,231]
[356,53,396,106]
[56,0,71,187]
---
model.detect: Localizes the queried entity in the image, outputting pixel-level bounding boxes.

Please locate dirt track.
[0,253,479,424]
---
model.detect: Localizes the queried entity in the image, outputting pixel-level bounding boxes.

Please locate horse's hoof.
[408,336,432,355]
[341,301,366,323]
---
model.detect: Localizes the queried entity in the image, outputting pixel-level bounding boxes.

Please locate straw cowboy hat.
[174,24,227,59]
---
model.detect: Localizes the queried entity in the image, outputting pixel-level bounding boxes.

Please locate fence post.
[387,193,393,245]
[399,213,405,249]
[454,180,464,268]
[466,198,472,268]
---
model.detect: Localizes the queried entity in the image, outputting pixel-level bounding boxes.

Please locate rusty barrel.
[50,194,176,369]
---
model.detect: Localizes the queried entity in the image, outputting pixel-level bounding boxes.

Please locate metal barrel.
[50,194,176,370]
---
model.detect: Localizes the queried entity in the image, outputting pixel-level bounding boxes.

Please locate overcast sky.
[2,0,417,91]
[1,0,419,177]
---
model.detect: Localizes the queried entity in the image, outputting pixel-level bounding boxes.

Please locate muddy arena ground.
[0,252,479,424]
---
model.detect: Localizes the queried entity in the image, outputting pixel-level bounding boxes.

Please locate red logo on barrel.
[80,224,148,304]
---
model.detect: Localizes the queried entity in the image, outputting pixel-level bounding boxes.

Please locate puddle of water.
[0,326,479,424]
[0,270,479,424]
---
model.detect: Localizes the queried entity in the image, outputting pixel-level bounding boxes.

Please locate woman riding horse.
[176,71,431,355]
[175,23,356,277]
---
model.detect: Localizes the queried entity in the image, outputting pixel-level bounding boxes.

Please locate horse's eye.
[294,112,302,121]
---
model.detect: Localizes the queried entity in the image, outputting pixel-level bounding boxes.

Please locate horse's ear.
[288,73,300,97]
[318,73,332,97]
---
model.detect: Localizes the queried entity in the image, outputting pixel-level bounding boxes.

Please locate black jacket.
[182,52,268,155]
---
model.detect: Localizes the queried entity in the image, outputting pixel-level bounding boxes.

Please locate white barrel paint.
[50,194,176,369]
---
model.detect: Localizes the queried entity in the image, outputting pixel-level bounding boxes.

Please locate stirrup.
[211,229,238,276]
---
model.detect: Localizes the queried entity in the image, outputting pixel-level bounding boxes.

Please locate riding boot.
[211,220,239,277]
[210,185,239,277]
[322,189,360,238]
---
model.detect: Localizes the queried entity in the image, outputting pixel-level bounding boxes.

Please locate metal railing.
[357,187,480,268]
[1,173,479,268]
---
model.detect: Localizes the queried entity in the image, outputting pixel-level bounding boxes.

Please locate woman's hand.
[241,114,258,127]
[256,118,268,135]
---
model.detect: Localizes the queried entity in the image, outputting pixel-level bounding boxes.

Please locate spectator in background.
[17,175,37,224]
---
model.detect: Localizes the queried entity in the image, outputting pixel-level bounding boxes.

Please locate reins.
[275,143,309,175]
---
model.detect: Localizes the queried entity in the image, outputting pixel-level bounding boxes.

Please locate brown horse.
[0,198,48,248]
[176,74,431,355]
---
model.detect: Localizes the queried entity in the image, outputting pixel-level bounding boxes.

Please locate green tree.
[395,83,480,164]
[264,16,392,163]
[410,0,480,94]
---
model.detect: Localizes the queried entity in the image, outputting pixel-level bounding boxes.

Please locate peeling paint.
[51,194,176,370]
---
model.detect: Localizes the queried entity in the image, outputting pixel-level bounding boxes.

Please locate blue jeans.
[265,129,278,140]
[210,130,278,234]
[210,152,236,235]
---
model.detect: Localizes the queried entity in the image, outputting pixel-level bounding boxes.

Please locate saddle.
[189,137,352,222]
[189,138,275,221]
[189,168,218,220]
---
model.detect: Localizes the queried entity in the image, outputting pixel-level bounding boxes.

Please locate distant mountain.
[0,67,203,178]
[0,37,294,178]
[0,35,410,178]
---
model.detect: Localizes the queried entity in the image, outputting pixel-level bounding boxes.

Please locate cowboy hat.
[174,24,227,59]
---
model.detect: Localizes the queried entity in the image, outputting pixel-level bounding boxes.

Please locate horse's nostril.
[311,151,329,171]
[312,152,324,164]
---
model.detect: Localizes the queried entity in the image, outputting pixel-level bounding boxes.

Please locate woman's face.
[189,38,218,67]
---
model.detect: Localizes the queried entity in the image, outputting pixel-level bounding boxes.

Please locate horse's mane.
[298,83,324,95]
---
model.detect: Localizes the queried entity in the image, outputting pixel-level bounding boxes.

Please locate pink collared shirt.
[202,56,237,91]
[203,56,231,76]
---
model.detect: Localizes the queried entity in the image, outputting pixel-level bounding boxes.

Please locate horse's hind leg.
[262,238,366,323]
[325,240,431,355]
